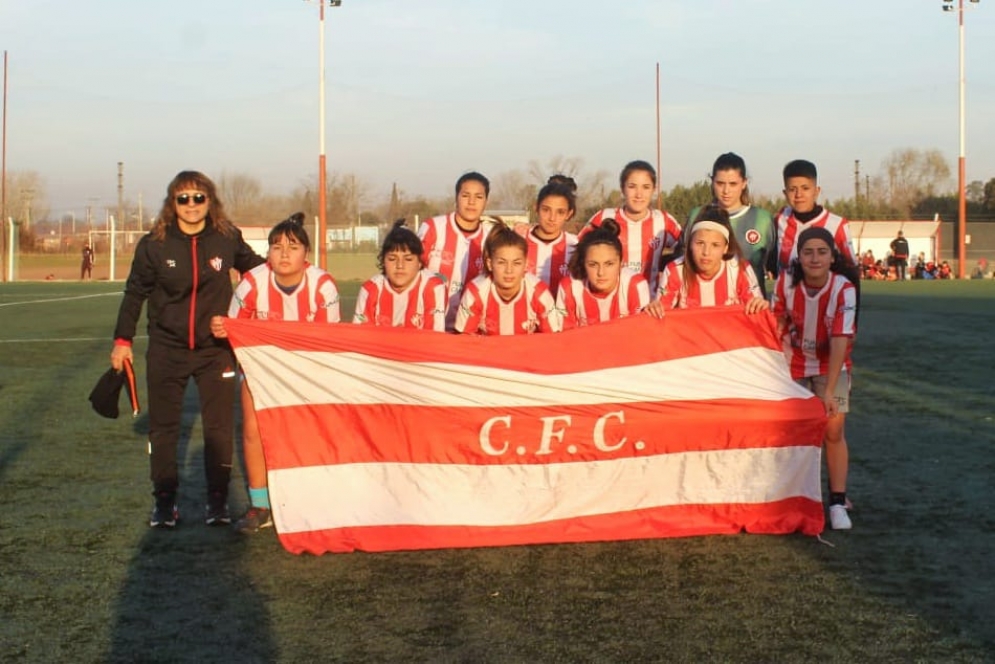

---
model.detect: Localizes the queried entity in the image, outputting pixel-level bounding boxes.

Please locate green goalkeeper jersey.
[687,205,775,296]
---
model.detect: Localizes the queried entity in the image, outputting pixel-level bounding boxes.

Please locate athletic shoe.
[205,492,231,526]
[829,504,852,530]
[234,507,274,535]
[150,494,178,529]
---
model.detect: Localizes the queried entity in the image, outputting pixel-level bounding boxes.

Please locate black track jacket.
[114,222,264,350]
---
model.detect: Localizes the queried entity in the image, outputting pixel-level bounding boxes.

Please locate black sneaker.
[150,493,178,528]
[205,492,231,526]
[234,507,273,534]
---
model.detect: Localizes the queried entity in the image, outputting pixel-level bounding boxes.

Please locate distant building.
[851,219,942,262]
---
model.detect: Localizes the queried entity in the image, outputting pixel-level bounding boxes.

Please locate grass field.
[1,280,993,663]
[13,252,380,283]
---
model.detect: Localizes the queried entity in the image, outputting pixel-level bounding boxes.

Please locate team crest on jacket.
[209,256,224,272]
[745,229,761,245]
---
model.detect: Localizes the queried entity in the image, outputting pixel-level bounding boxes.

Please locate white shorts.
[796,371,851,414]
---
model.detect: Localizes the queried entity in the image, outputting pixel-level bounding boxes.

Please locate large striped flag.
[226,309,826,555]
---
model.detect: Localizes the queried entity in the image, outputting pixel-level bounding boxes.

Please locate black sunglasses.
[176,193,208,206]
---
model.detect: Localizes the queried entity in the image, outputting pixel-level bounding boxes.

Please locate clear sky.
[1,0,994,216]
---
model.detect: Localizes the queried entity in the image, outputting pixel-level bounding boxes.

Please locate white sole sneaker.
[829,504,852,530]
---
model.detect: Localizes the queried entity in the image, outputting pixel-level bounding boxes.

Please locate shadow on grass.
[106,379,274,662]
[813,284,995,657]
[0,438,28,482]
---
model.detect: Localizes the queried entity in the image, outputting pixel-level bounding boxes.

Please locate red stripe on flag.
[275,499,825,554]
[226,309,783,374]
[256,398,825,469]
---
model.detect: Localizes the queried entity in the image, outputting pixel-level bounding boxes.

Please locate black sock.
[829,492,847,506]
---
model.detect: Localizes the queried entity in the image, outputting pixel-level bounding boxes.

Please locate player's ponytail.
[377,219,425,274]
[535,180,577,218]
[483,223,527,277]
[569,219,623,279]
[268,212,310,251]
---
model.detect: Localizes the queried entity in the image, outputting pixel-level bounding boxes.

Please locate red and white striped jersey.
[455,273,562,335]
[417,213,494,330]
[555,269,650,330]
[229,263,340,323]
[772,272,856,379]
[353,271,446,331]
[657,257,762,309]
[774,207,857,273]
[581,208,681,286]
[525,230,577,296]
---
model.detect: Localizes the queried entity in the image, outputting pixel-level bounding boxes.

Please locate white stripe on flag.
[269,445,821,533]
[238,345,810,410]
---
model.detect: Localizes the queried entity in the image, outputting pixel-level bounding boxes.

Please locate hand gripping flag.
[226,309,826,555]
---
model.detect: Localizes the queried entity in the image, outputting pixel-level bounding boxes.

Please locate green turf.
[1,280,993,662]
[14,251,380,283]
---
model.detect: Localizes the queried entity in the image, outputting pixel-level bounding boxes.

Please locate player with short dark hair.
[211,212,340,534]
[353,219,447,330]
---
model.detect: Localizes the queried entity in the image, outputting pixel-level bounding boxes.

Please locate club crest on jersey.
[209,256,224,272]
[745,229,762,245]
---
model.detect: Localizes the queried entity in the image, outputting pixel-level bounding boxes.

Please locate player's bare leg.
[235,381,274,533]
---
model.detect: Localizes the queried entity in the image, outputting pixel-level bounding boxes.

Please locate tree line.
[5,148,995,251]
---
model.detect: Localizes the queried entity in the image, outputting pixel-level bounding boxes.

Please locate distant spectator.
[938,261,952,279]
[970,258,989,280]
[890,230,910,281]
[860,250,875,280]
[911,252,926,279]
[81,244,95,280]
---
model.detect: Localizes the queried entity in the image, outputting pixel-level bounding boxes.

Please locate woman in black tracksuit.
[110,171,265,528]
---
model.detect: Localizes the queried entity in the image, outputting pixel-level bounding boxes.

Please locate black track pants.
[146,342,237,498]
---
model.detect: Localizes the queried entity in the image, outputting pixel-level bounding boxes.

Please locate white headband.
[691,220,730,241]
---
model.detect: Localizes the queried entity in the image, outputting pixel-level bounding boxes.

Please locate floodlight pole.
[313,0,342,271]
[956,0,967,279]
[2,50,8,282]
[655,62,662,209]
[943,0,976,279]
